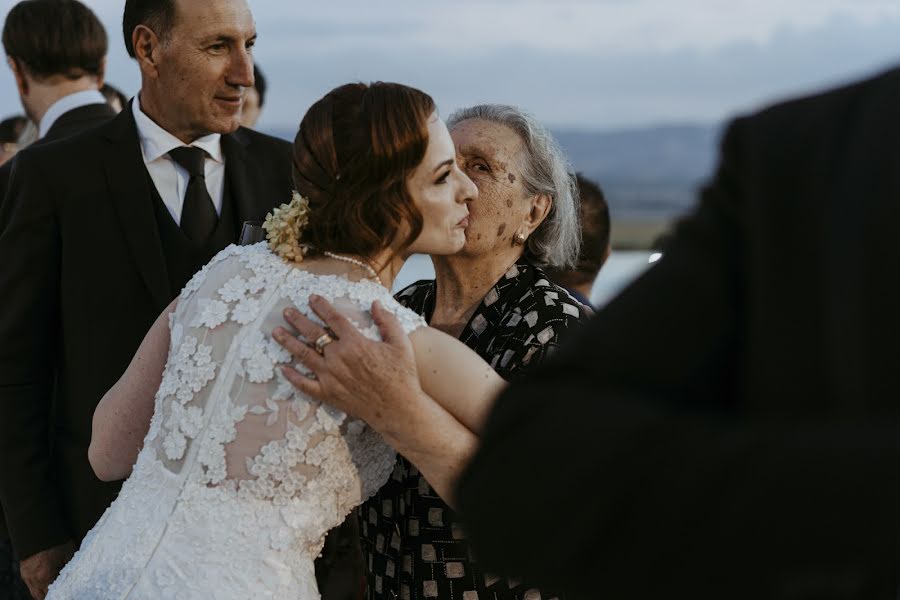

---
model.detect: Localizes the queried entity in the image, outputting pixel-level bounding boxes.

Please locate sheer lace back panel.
[45,243,426,599]
[145,242,426,534]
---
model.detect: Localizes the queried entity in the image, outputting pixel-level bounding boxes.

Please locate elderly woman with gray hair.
[276,104,588,600]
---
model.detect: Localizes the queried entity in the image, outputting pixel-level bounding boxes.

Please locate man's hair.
[253,63,268,108]
[122,0,176,59]
[545,174,611,287]
[0,115,27,144]
[2,0,107,80]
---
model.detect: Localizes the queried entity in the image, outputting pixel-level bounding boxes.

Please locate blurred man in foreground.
[460,65,900,600]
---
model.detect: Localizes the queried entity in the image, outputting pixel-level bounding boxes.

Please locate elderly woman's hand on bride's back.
[274,294,488,507]
[273,295,423,434]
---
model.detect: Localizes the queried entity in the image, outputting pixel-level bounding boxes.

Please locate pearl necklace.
[323,251,384,287]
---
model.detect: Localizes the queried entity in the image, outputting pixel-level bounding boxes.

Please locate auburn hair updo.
[291,82,436,257]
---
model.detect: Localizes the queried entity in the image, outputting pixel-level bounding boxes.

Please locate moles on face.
[450,118,532,259]
[152,0,256,139]
[405,113,478,257]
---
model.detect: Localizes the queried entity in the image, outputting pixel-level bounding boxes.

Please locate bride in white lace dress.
[47,82,503,599]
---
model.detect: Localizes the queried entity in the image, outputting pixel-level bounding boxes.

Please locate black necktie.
[168,146,218,244]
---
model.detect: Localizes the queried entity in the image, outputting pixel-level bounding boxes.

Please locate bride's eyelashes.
[435,169,451,184]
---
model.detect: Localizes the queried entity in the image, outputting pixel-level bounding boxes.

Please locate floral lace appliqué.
[47,243,413,600]
[158,335,217,461]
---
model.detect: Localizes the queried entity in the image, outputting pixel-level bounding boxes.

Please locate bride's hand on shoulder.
[273,295,423,433]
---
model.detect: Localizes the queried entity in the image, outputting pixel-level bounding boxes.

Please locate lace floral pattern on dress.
[46,242,428,600]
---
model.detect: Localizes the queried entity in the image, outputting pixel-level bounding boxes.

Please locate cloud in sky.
[0,0,898,129]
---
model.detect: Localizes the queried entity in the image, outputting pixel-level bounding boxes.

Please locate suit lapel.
[221,130,256,226]
[222,129,284,226]
[101,105,171,310]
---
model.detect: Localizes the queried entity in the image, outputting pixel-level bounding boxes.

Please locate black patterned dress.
[358,258,590,600]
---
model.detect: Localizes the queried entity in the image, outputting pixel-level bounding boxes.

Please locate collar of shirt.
[38,89,107,139]
[132,94,223,165]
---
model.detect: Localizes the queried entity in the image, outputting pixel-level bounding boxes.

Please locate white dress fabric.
[47,243,425,600]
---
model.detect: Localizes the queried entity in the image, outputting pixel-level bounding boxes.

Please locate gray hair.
[447,104,581,269]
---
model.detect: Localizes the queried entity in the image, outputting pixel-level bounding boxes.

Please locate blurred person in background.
[0,116,27,166]
[544,173,611,309]
[0,2,112,596]
[100,83,129,114]
[240,62,266,128]
[0,0,113,212]
[13,121,38,151]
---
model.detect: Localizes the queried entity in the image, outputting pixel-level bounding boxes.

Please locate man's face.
[154,0,256,139]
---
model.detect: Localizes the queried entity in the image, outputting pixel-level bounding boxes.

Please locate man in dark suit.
[0,0,291,597]
[0,0,114,213]
[458,66,900,600]
[0,3,115,598]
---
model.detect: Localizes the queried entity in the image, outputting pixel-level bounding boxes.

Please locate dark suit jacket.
[458,67,900,600]
[0,106,292,559]
[0,102,116,215]
[0,102,115,544]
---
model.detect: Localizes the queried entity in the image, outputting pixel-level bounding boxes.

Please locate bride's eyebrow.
[432,159,454,174]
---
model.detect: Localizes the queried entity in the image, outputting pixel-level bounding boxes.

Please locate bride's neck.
[316,248,406,290]
[369,248,406,290]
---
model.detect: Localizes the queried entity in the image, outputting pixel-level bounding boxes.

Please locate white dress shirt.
[38,89,107,139]
[132,95,225,225]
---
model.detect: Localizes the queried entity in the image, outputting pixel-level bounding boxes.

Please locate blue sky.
[1,0,899,130]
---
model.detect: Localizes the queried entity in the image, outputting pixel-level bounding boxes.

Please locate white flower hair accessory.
[263,191,312,262]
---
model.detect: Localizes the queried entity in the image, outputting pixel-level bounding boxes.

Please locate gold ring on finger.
[314,333,334,355]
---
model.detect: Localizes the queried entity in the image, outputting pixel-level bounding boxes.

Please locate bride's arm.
[88,299,177,481]
[408,326,507,435]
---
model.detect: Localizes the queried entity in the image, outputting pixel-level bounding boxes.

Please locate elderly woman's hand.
[272,295,424,435]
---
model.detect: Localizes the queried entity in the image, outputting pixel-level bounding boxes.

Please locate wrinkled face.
[155,0,256,137]
[450,118,531,257]
[405,114,478,257]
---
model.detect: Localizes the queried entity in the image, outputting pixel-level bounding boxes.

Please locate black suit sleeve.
[457,120,900,600]
[0,151,69,559]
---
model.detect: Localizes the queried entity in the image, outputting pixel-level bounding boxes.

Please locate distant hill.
[262,122,724,239]
[553,123,722,222]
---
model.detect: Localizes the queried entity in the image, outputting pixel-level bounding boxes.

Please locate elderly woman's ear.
[519,193,553,241]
